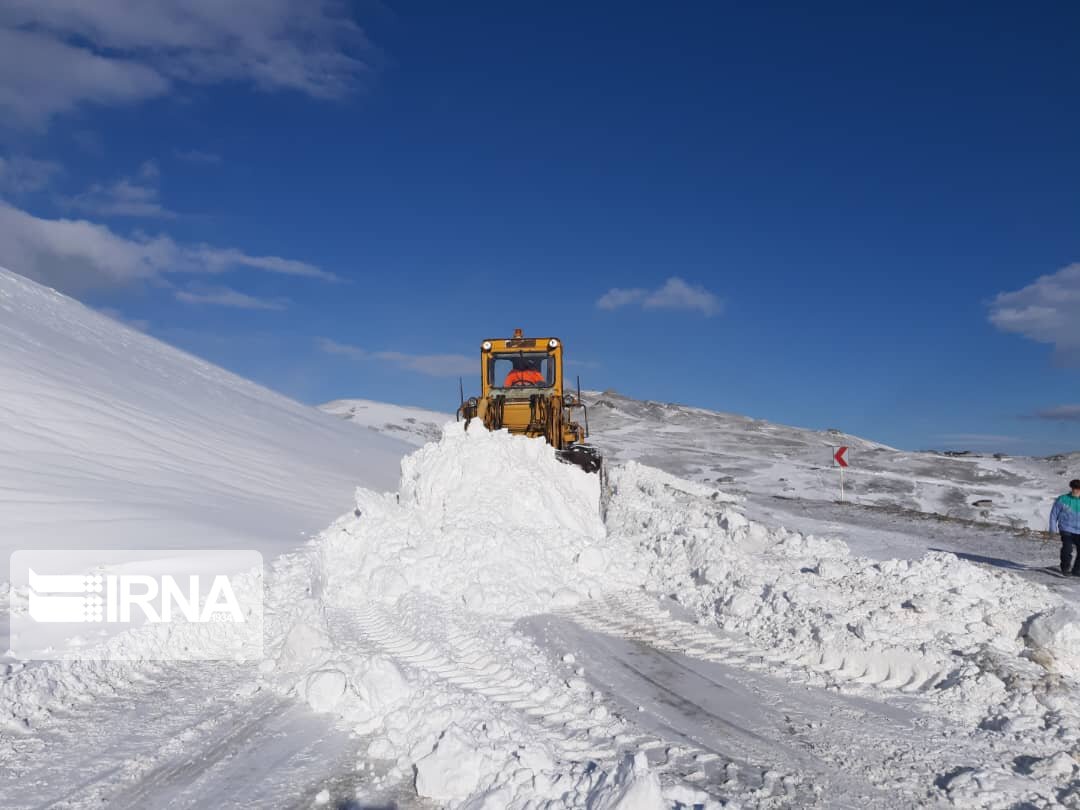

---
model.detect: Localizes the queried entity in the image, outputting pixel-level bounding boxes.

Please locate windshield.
[489,352,554,390]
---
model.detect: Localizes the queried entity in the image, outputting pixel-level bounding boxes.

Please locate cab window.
[489,352,554,389]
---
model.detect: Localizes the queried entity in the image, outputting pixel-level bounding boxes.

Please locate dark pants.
[1062,532,1080,573]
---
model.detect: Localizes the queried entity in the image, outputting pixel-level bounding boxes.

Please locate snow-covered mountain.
[324,389,1061,531]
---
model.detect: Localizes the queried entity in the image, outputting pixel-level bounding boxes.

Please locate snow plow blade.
[558,444,610,519]
[556,444,603,474]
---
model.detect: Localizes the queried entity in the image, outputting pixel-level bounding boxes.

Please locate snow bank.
[606,462,1056,715]
[606,461,1080,807]
[0,266,409,568]
[939,752,1080,809]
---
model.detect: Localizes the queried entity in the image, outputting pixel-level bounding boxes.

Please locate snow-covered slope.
[320,398,451,447]
[0,267,410,569]
[585,390,1058,530]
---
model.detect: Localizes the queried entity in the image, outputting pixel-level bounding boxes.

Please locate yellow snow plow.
[457,329,604,476]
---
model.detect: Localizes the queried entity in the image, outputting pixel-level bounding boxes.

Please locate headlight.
[548,338,559,348]
[481,341,492,351]
[467,397,478,407]
[563,393,574,406]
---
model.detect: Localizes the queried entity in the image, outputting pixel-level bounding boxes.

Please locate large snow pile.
[260,423,662,808]
[317,423,638,615]
[608,462,1057,712]
[0,267,409,566]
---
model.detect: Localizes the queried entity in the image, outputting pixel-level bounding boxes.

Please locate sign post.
[832,446,849,502]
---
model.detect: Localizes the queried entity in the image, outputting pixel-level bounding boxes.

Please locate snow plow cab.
[457,329,603,476]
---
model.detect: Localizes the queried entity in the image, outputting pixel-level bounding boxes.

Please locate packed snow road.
[5,424,1080,808]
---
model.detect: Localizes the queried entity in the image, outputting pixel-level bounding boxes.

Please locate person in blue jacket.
[1049,479,1080,574]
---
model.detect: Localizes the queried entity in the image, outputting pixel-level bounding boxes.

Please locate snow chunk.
[1023,605,1080,672]
[277,620,333,673]
[586,752,665,809]
[348,655,411,732]
[302,669,348,714]
[414,724,498,802]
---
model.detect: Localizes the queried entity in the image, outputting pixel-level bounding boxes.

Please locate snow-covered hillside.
[586,391,1061,531]
[324,389,1063,531]
[0,267,410,569]
[321,398,452,446]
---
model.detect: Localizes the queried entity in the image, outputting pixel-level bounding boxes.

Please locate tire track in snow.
[331,601,804,804]
[340,603,628,760]
[0,664,356,810]
[540,594,951,807]
[564,590,948,695]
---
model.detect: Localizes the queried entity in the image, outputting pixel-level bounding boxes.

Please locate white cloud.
[317,339,474,377]
[597,286,648,310]
[64,161,175,219]
[372,351,474,377]
[0,199,330,293]
[989,264,1080,356]
[597,276,722,317]
[176,284,287,311]
[644,277,723,315]
[0,155,64,193]
[190,247,337,281]
[0,1,369,127]
[0,28,169,128]
[1033,405,1080,422]
[0,201,173,288]
[317,337,366,360]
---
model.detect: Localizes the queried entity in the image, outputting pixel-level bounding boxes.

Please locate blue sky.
[1,2,1079,454]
